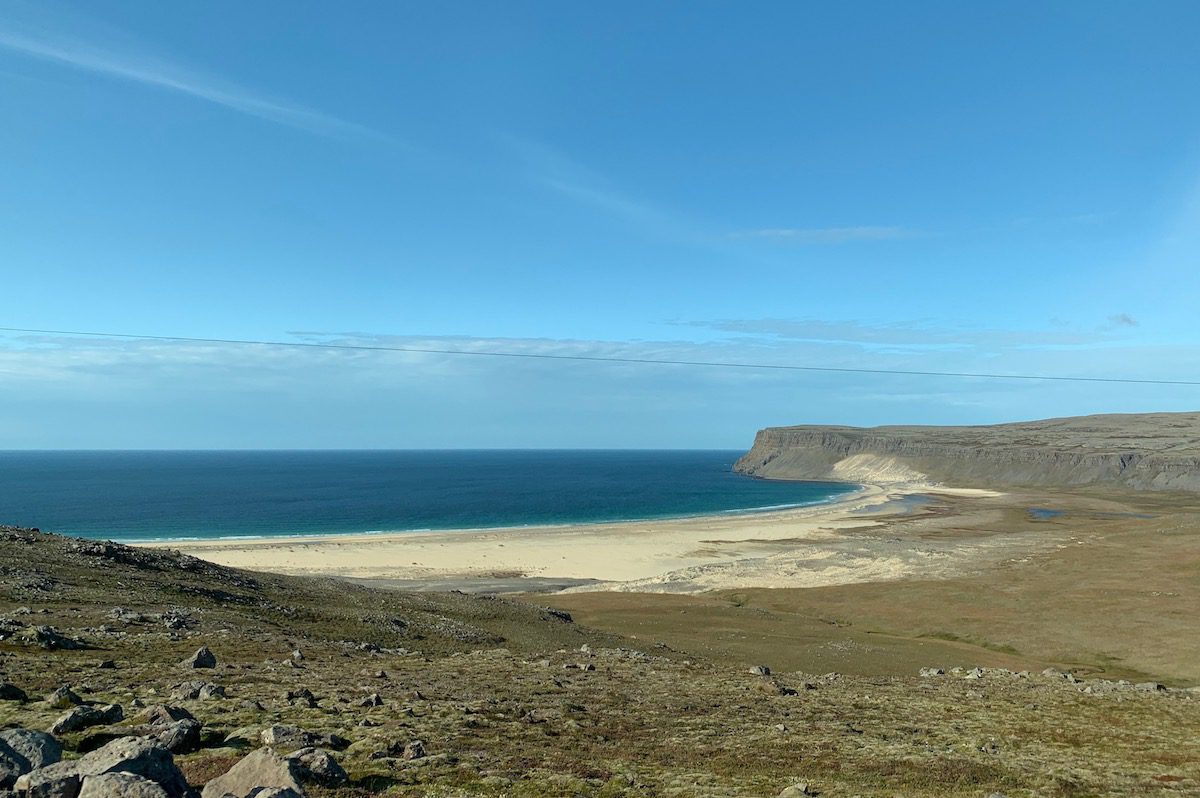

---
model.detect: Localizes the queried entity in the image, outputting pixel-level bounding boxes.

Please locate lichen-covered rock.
[14,737,191,798]
[284,748,347,787]
[0,729,62,771]
[45,686,83,710]
[49,705,123,736]
[78,772,170,798]
[199,747,305,798]
[259,727,347,753]
[179,647,216,669]
[154,720,202,755]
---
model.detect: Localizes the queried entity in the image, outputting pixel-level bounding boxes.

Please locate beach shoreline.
[142,482,1009,592]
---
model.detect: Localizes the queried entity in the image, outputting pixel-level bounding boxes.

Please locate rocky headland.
[734,412,1200,491]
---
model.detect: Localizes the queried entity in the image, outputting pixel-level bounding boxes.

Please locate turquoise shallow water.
[0,450,860,543]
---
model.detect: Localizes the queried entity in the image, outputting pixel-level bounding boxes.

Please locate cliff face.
[734,412,1200,492]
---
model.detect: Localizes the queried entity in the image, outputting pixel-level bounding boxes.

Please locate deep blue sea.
[0,450,859,543]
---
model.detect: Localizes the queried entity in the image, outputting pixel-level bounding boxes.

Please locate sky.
[2,0,1200,448]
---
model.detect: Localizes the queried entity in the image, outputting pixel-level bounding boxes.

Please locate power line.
[1,325,1197,386]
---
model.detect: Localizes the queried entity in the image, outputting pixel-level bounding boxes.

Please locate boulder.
[170,682,223,701]
[78,773,170,798]
[50,705,124,736]
[0,729,62,771]
[45,687,83,710]
[284,748,347,787]
[284,690,317,709]
[778,784,814,797]
[155,721,202,755]
[14,737,191,798]
[0,745,26,790]
[199,747,305,798]
[748,665,772,677]
[138,706,195,729]
[22,626,82,651]
[0,683,28,703]
[180,648,216,670]
[260,727,347,753]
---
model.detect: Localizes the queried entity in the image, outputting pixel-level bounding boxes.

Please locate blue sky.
[2,1,1200,448]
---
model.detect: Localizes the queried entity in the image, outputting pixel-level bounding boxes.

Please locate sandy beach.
[148,483,1019,593]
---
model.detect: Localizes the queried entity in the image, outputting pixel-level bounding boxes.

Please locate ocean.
[0,450,859,543]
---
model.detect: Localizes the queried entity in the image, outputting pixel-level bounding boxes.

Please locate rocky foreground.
[2,525,1199,797]
[735,412,1200,492]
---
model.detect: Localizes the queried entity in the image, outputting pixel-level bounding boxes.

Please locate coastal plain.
[163,482,1200,686]
[5,413,1200,796]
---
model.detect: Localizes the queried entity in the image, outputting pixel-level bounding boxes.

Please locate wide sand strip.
[146,484,897,581]
[146,483,1025,592]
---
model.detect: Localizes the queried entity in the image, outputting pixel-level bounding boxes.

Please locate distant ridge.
[734,412,1200,492]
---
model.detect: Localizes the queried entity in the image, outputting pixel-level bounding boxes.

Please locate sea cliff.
[734,412,1200,492]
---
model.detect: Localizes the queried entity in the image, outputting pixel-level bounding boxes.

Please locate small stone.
[358,693,384,708]
[778,783,813,797]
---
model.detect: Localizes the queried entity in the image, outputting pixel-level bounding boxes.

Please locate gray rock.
[138,706,195,729]
[180,647,216,669]
[21,626,82,651]
[1135,681,1167,692]
[402,740,426,760]
[260,727,347,753]
[0,683,27,702]
[45,686,83,710]
[170,682,223,701]
[748,665,772,677]
[285,748,347,787]
[200,747,305,798]
[919,667,945,677]
[78,772,170,798]
[778,784,813,797]
[284,689,318,708]
[49,705,124,736]
[0,729,62,770]
[155,720,202,755]
[14,737,190,798]
[0,745,25,790]
[357,693,383,708]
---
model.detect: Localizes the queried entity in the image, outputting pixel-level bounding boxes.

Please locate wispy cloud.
[733,226,918,243]
[677,317,1143,352]
[0,8,388,142]
[499,133,681,234]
